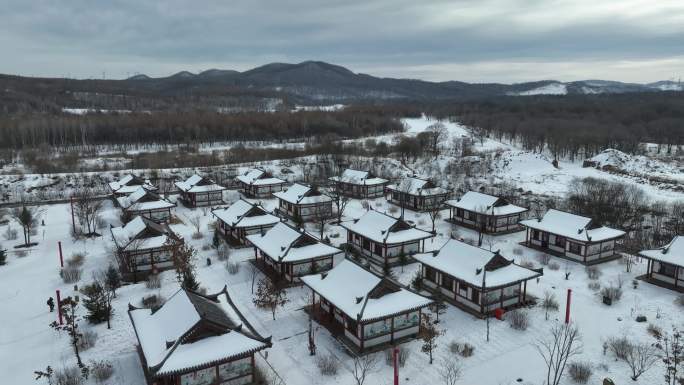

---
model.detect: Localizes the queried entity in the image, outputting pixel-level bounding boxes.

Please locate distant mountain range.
[0,61,681,113]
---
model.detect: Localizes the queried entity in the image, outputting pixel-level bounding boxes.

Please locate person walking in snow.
[47,297,54,312]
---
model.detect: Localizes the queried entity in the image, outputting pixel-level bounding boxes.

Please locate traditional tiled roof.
[446,191,527,216]
[520,209,625,242]
[341,210,433,244]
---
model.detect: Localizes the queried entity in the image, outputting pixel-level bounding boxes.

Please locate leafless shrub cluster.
[567,361,592,384]
[316,354,338,376]
[508,309,530,331]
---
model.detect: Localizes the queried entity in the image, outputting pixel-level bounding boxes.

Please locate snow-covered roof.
[301,260,432,322]
[212,199,281,228]
[174,174,225,193]
[273,183,332,205]
[414,239,542,289]
[129,288,271,377]
[639,236,684,267]
[236,169,285,186]
[446,191,527,216]
[386,176,448,196]
[329,169,388,186]
[520,209,625,242]
[116,187,175,211]
[110,216,180,251]
[341,210,433,244]
[108,174,156,194]
[246,222,340,263]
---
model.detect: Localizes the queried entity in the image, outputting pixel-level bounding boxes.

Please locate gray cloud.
[1,0,683,82]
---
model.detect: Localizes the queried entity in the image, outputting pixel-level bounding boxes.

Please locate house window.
[658,262,677,277]
[374,244,383,256]
[568,242,581,254]
[555,236,566,247]
[456,208,464,218]
[532,230,541,240]
[424,266,437,283]
[363,239,371,250]
[441,274,454,291]
[458,282,469,298]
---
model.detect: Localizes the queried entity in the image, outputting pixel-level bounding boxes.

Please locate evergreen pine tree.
[212,230,221,249]
[81,282,113,324]
[105,264,121,297]
[0,246,7,266]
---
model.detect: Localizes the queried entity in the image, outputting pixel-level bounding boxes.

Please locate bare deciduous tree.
[11,204,44,246]
[352,353,378,385]
[72,187,104,236]
[437,356,461,385]
[252,278,289,320]
[623,341,659,381]
[535,323,583,385]
[325,185,350,224]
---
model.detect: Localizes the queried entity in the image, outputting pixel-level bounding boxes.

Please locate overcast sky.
[2,0,683,83]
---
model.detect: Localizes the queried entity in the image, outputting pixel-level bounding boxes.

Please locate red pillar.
[70,196,76,235]
[565,289,572,324]
[393,346,399,385]
[58,241,64,268]
[56,289,63,325]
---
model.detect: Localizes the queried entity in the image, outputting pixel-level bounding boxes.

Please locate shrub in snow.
[191,232,203,240]
[316,354,338,375]
[90,360,114,383]
[607,336,632,360]
[536,254,551,266]
[519,259,535,269]
[60,266,82,284]
[77,328,98,351]
[541,291,560,320]
[647,324,662,339]
[217,244,230,261]
[145,274,161,289]
[567,361,592,384]
[226,261,240,275]
[548,261,560,271]
[508,310,529,331]
[67,253,85,267]
[0,247,6,265]
[410,271,423,291]
[141,294,164,311]
[675,295,684,308]
[201,244,211,251]
[512,247,523,256]
[449,341,475,358]
[384,346,410,367]
[3,225,18,241]
[54,365,83,385]
[587,282,601,292]
[601,286,623,304]
[585,266,602,280]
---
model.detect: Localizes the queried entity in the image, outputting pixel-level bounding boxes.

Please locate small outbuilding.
[128,287,272,385]
[212,199,281,247]
[111,216,183,281]
[236,169,287,198]
[386,176,449,212]
[329,169,388,198]
[116,187,175,222]
[301,260,432,354]
[108,174,156,197]
[342,210,433,271]
[273,183,333,222]
[520,209,625,264]
[247,222,341,284]
[414,238,542,317]
[446,191,528,234]
[175,175,226,207]
[638,236,684,291]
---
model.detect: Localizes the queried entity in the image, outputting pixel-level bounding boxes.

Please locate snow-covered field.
[0,116,682,385]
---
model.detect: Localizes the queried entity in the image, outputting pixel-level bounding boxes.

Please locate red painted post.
[70,196,76,235]
[58,241,64,268]
[56,289,63,325]
[393,346,399,385]
[565,288,572,324]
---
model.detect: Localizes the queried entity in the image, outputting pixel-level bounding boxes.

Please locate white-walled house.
[108,174,156,197]
[446,191,527,234]
[115,187,175,222]
[301,260,432,353]
[414,238,542,316]
[175,175,226,207]
[329,169,388,198]
[247,222,341,284]
[342,210,433,271]
[273,183,333,221]
[212,199,281,247]
[520,209,625,264]
[128,287,272,385]
[639,236,684,291]
[236,169,287,198]
[386,176,449,211]
[110,216,183,281]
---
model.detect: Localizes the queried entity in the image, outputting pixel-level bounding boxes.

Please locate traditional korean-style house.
[638,236,684,291]
[446,191,528,234]
[342,210,433,271]
[329,169,389,198]
[116,187,176,222]
[273,183,333,222]
[414,238,542,317]
[301,260,432,354]
[247,222,341,284]
[520,209,625,265]
[175,175,226,208]
[111,216,183,281]
[386,176,449,212]
[108,174,156,197]
[236,169,287,198]
[212,200,281,247]
[129,287,272,385]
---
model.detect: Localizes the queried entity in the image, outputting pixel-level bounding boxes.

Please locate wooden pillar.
[676,266,680,288]
[390,315,395,344]
[499,287,504,308]
[523,281,527,302]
